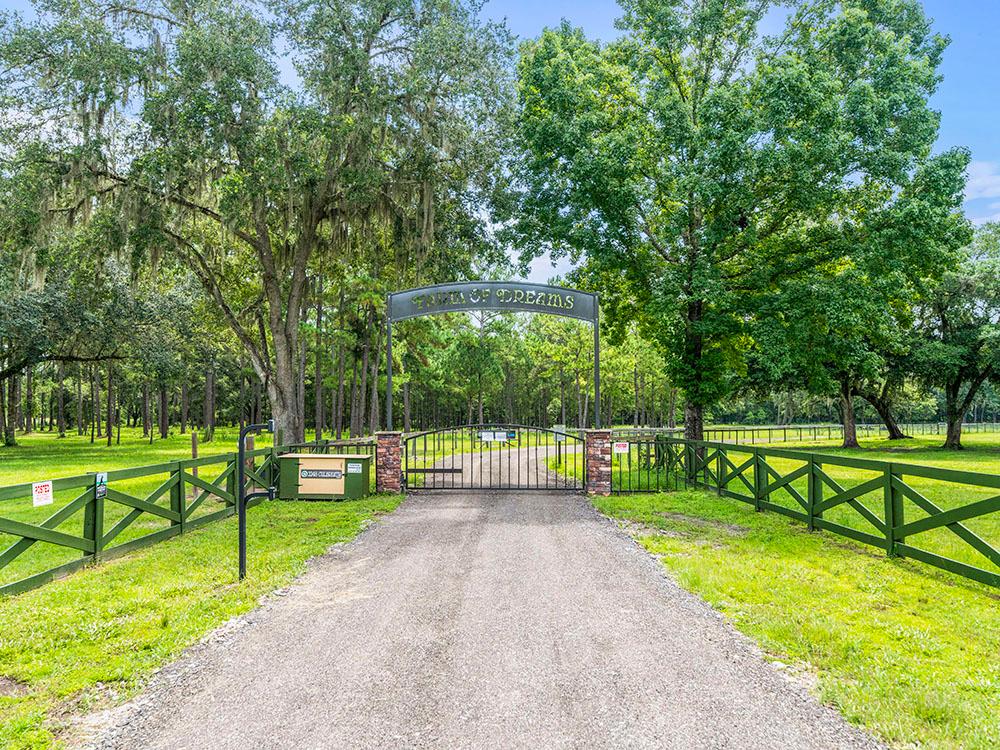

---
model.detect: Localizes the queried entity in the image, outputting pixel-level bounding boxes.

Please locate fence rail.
[0,439,378,597]
[613,422,1000,445]
[611,436,1000,589]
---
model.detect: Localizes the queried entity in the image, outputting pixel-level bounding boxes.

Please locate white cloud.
[966,161,1000,201]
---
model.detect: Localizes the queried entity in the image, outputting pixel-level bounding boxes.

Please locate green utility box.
[278,453,372,500]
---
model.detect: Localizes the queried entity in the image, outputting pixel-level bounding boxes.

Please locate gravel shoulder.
[80,490,881,750]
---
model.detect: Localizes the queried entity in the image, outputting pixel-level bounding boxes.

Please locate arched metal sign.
[386,281,600,429]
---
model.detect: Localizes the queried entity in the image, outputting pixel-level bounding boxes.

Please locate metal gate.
[404,425,585,491]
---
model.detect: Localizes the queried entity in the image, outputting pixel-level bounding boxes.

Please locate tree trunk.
[56,360,66,437]
[180,380,189,433]
[368,325,381,433]
[683,299,706,441]
[90,366,97,442]
[839,380,859,449]
[314,277,324,441]
[943,380,964,450]
[142,382,151,437]
[633,366,639,427]
[560,366,566,425]
[0,376,10,447]
[25,366,33,434]
[861,391,910,440]
[159,383,169,439]
[334,343,346,440]
[296,336,306,437]
[203,365,215,441]
[348,355,360,438]
[944,414,963,450]
[76,366,84,435]
[403,380,411,432]
[667,387,677,429]
[684,400,703,441]
[105,363,114,447]
[358,324,370,435]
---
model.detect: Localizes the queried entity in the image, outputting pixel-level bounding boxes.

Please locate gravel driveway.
[84,490,880,750]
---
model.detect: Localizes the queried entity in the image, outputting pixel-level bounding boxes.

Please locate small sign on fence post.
[32,481,53,507]
[95,472,108,500]
[613,441,630,455]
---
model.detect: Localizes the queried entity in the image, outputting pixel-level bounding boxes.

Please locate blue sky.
[5,0,998,230]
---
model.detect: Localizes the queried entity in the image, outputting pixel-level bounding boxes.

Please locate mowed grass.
[593,432,1000,579]
[0,428,282,588]
[594,490,1000,750]
[0,493,401,749]
[0,428,383,589]
[724,433,1000,577]
[0,427,276,487]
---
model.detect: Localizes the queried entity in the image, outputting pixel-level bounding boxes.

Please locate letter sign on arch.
[385,281,601,429]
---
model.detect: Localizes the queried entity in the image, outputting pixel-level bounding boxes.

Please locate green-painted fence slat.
[0,489,93,569]
[104,488,181,523]
[812,518,885,549]
[0,517,95,553]
[895,544,1000,588]
[102,526,182,559]
[101,508,145,548]
[896,493,1000,539]
[182,470,235,504]
[0,556,93,597]
[813,476,884,514]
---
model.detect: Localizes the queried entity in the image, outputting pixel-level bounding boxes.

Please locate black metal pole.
[386,305,393,432]
[238,425,247,580]
[238,419,274,581]
[593,298,601,428]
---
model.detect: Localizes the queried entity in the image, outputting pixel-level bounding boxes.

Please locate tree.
[1,0,513,441]
[511,1,956,440]
[910,225,1000,449]
[749,149,970,447]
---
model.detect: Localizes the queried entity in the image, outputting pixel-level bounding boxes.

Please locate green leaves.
[511,0,965,433]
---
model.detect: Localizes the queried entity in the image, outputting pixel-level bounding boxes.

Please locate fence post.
[226,454,238,510]
[83,474,104,562]
[171,461,186,533]
[716,446,723,495]
[752,448,763,512]
[807,455,821,532]
[883,462,904,557]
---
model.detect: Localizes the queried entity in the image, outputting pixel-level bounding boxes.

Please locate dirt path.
[84,491,880,750]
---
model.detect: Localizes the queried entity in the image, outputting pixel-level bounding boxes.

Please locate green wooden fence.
[613,437,1000,589]
[0,447,283,596]
[614,422,1000,445]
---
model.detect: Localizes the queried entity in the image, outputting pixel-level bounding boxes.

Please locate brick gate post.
[375,432,403,493]
[584,429,612,496]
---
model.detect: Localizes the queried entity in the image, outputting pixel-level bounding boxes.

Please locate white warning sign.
[32,481,54,507]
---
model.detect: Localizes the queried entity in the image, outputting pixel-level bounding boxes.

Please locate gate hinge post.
[376,432,404,494]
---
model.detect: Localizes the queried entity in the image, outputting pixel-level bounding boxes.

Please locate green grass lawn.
[0,428,383,590]
[0,427,277,487]
[0,494,401,749]
[560,432,1000,582]
[594,490,1000,750]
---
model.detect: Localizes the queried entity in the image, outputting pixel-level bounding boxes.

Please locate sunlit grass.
[0,495,401,749]
[593,490,1000,750]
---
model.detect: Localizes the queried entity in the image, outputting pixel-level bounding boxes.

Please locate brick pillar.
[584,429,612,496]
[376,432,403,493]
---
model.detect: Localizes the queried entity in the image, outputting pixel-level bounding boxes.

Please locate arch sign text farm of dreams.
[385,281,601,429]
[388,281,597,323]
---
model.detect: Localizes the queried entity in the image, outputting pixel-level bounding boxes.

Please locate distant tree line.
[2,0,998,452]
